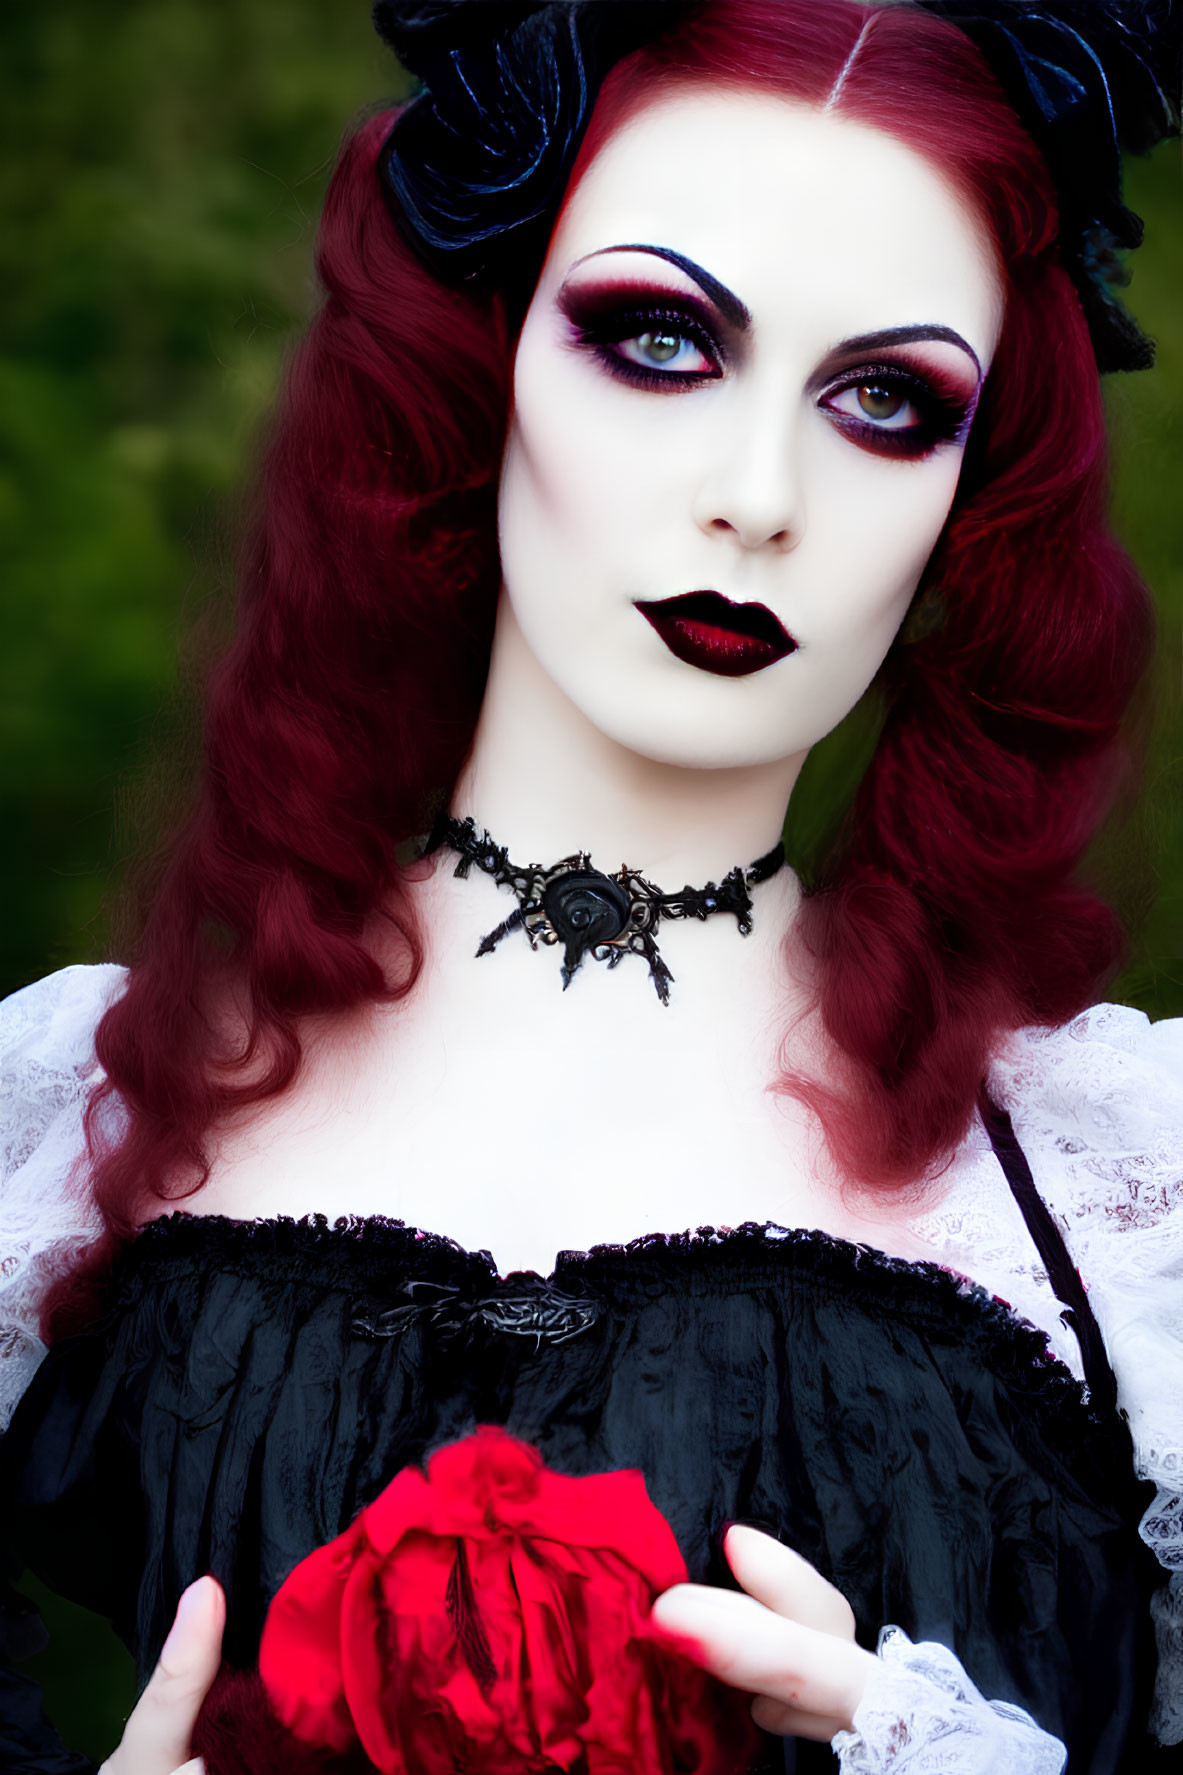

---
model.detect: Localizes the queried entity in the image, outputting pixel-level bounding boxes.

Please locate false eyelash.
[818,362,976,459]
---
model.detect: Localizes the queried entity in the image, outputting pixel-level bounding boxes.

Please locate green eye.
[638,331,682,364]
[577,304,722,384]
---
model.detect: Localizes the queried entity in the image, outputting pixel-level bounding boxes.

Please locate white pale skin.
[494,90,999,785]
[136,89,1004,1756]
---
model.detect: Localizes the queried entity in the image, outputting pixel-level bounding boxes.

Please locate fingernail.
[716,1516,776,1557]
[179,1577,210,1620]
[163,1578,208,1654]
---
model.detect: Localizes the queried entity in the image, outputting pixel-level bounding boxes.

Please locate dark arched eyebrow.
[569,245,983,375]
[835,324,982,377]
[572,243,752,331]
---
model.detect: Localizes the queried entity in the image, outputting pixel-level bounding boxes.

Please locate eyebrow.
[572,243,752,330]
[835,324,983,377]
[568,245,983,375]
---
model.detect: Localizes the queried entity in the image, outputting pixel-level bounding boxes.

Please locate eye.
[558,285,726,393]
[818,364,975,460]
[827,382,918,430]
[613,328,716,376]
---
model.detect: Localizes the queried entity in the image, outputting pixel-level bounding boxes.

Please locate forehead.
[544,87,1003,358]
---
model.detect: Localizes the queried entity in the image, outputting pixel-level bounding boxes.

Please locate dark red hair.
[45,0,1152,1339]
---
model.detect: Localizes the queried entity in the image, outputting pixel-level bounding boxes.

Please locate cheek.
[807,448,961,639]
[784,452,961,741]
[500,338,629,581]
[499,426,611,642]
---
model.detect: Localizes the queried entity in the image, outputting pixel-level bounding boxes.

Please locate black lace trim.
[104,1210,1133,1444]
[120,1208,495,1293]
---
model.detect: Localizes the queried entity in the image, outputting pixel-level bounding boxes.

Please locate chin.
[583,702,804,774]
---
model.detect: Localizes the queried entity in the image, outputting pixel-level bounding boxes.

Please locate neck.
[450,598,806,885]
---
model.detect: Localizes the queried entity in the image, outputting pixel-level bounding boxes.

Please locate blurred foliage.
[0,0,399,999]
[1102,145,1183,1011]
[0,0,1180,1761]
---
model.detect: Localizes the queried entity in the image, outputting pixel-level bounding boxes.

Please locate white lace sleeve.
[987,1008,1179,1739]
[831,1629,1066,1773]
[902,1002,1183,1744]
[0,963,126,1434]
[991,1004,1183,1745]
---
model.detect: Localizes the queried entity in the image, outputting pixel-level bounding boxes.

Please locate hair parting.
[823,10,880,112]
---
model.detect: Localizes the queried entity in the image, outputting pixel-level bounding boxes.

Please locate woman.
[1,1,1179,1770]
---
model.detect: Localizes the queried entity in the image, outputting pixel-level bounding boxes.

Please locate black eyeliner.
[558,279,979,457]
[820,363,975,458]
[558,282,727,387]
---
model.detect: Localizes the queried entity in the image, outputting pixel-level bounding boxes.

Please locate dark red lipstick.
[635,591,797,677]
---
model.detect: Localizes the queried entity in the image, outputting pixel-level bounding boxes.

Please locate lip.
[635,591,797,678]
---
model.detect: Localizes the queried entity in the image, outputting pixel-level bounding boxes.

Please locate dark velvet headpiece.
[371,1,687,311]
[372,0,1181,372]
[916,0,1180,370]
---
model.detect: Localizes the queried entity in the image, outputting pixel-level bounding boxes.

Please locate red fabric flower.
[258,1426,759,1773]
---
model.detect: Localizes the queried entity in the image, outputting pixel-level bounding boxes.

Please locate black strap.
[980,1097,1119,1415]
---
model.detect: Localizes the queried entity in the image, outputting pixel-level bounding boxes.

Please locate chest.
[175,966,939,1274]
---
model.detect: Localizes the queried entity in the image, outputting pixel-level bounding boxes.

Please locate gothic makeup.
[555,274,982,462]
[494,88,1003,774]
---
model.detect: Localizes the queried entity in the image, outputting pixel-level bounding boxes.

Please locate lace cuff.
[831,1628,1066,1774]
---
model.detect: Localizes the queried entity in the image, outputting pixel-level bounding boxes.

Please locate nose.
[693,400,805,554]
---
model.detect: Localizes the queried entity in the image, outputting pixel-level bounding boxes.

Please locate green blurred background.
[1,0,1180,1759]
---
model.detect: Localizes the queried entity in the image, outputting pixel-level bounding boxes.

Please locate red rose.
[258,1425,758,1773]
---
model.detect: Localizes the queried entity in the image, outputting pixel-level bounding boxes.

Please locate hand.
[98,1575,225,1775]
[650,1525,878,1742]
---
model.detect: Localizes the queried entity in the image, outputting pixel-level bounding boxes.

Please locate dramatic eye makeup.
[813,356,980,459]
[555,248,983,462]
[557,278,727,390]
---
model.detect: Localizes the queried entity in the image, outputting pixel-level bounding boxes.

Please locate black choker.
[422,813,786,1006]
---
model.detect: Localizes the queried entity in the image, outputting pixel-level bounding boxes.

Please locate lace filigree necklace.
[422,812,786,1006]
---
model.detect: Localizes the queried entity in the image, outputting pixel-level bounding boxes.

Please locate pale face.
[496,88,1005,771]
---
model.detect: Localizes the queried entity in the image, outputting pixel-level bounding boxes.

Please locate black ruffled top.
[0,1210,1168,1773]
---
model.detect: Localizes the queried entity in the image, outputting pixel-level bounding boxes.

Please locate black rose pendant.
[423,814,785,1005]
[481,852,667,997]
[541,869,634,987]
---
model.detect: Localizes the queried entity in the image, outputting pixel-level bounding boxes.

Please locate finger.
[651,1583,874,1731]
[751,1692,851,1742]
[723,1526,855,1639]
[114,1576,225,1773]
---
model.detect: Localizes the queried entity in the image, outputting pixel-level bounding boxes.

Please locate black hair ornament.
[372,0,1180,372]
[371,1,691,310]
[914,0,1181,371]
